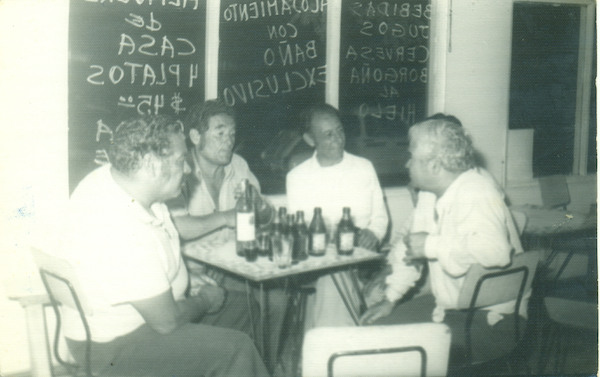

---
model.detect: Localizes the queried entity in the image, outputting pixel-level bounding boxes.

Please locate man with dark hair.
[167,99,286,369]
[360,115,524,363]
[286,102,389,328]
[61,115,269,377]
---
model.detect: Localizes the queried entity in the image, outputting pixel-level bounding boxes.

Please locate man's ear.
[142,153,161,178]
[189,128,201,146]
[428,158,442,175]
[302,132,316,147]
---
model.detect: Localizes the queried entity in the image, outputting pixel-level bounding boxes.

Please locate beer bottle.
[278,207,288,234]
[293,211,309,261]
[309,207,327,256]
[336,207,355,256]
[235,179,257,261]
[285,214,296,262]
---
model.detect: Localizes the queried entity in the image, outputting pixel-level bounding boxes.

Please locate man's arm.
[171,210,235,241]
[131,285,225,334]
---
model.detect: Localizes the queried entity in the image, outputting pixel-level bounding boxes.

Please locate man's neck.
[315,152,343,167]
[110,166,156,213]
[431,170,462,198]
[193,149,225,179]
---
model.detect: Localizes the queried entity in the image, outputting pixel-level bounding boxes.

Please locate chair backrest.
[538,174,570,209]
[511,210,528,236]
[30,247,93,377]
[30,247,93,315]
[456,250,541,310]
[302,323,452,377]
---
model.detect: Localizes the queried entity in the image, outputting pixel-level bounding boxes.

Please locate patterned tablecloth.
[182,239,383,282]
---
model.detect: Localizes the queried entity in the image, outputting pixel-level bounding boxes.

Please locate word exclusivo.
[222,65,326,106]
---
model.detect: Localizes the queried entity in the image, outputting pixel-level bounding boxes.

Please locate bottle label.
[311,233,326,252]
[339,232,354,251]
[236,212,255,241]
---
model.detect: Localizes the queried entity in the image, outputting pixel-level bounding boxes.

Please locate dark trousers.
[372,294,524,364]
[66,291,269,377]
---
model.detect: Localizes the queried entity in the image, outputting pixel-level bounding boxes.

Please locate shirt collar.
[106,165,165,227]
[309,150,347,168]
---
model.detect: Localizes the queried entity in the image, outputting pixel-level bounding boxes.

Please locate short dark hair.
[300,103,341,134]
[109,115,184,174]
[185,99,235,134]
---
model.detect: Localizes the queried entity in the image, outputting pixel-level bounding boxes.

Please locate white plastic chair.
[302,323,451,377]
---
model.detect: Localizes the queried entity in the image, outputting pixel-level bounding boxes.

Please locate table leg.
[259,282,265,358]
[23,303,52,377]
[330,272,361,325]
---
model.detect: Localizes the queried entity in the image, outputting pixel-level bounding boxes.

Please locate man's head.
[406,115,476,193]
[186,99,236,167]
[301,103,345,166]
[109,115,189,200]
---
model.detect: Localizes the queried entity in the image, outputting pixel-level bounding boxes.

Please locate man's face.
[309,113,345,163]
[406,138,435,191]
[197,114,236,166]
[157,133,190,200]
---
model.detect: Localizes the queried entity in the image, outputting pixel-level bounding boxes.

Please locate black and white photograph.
[0,0,597,376]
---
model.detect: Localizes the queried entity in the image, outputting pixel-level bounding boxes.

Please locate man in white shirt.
[62,115,268,377]
[360,115,524,364]
[286,103,389,328]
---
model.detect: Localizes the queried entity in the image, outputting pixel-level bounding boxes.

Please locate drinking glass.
[272,234,292,269]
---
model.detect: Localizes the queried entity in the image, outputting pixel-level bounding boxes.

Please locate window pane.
[509,3,582,177]
[68,1,206,191]
[218,0,327,194]
[338,0,431,187]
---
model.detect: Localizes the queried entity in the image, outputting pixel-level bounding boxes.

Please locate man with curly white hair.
[360,114,524,364]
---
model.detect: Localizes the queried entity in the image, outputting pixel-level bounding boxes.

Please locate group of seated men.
[58,99,526,376]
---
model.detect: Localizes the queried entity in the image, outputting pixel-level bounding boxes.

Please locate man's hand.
[194,285,226,314]
[403,232,428,263]
[221,209,236,228]
[360,299,395,325]
[357,228,379,251]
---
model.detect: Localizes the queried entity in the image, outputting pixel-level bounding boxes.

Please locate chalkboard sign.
[218,0,327,186]
[339,0,430,138]
[68,0,206,191]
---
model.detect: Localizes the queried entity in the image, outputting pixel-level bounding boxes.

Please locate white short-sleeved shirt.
[286,151,388,240]
[61,165,188,342]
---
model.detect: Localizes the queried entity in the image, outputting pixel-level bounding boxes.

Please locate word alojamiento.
[223,0,326,22]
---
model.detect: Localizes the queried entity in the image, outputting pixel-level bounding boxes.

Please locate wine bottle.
[235,179,257,261]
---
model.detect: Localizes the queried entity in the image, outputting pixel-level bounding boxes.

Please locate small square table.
[182,239,384,356]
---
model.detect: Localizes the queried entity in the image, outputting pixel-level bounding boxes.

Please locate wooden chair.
[302,323,452,377]
[449,250,541,373]
[30,247,94,377]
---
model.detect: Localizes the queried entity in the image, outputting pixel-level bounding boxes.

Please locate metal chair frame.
[39,268,93,377]
[462,266,529,365]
